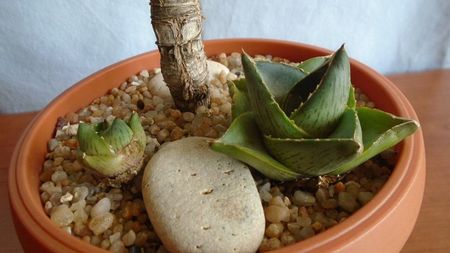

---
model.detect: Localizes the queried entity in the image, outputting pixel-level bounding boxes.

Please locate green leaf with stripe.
[211,112,300,180]
[289,45,351,138]
[241,52,310,138]
[263,108,363,176]
[331,107,419,175]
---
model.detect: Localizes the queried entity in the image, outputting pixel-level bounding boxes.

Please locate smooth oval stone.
[142,137,265,253]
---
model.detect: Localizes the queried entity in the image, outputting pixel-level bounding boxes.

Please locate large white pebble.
[142,137,264,253]
[147,60,229,104]
[206,60,229,81]
[147,74,174,105]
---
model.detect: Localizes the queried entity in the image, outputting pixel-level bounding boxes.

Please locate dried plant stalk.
[150,0,209,111]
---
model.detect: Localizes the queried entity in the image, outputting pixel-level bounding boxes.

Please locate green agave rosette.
[77,113,146,186]
[211,46,419,180]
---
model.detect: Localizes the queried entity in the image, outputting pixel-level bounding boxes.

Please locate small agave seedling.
[77,113,146,186]
[211,45,419,180]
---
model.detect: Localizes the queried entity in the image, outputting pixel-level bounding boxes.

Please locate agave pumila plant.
[77,113,146,186]
[211,45,419,181]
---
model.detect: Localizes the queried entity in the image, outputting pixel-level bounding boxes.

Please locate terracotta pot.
[8,39,425,253]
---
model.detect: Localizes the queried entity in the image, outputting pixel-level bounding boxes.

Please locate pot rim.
[8,38,425,253]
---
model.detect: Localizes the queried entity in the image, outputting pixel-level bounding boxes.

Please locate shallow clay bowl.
[8,39,425,253]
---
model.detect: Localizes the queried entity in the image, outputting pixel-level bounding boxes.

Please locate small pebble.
[50,204,74,227]
[109,232,121,243]
[311,221,323,231]
[129,82,140,87]
[73,222,90,237]
[260,237,281,251]
[219,102,231,114]
[280,232,296,246]
[182,112,195,122]
[44,201,53,214]
[121,93,131,103]
[259,190,272,203]
[293,190,316,206]
[72,186,89,202]
[358,191,374,205]
[265,205,290,223]
[73,209,88,224]
[315,187,329,202]
[289,206,299,220]
[61,226,72,235]
[122,230,136,246]
[156,129,170,143]
[48,139,59,151]
[100,239,110,249]
[145,137,159,155]
[297,216,312,227]
[265,223,284,238]
[128,75,138,82]
[268,196,285,207]
[63,124,79,136]
[320,198,339,209]
[345,181,361,197]
[90,197,111,218]
[338,192,360,213]
[109,241,127,253]
[60,192,73,203]
[229,52,242,66]
[113,224,123,234]
[170,127,184,141]
[91,235,102,246]
[51,171,67,183]
[88,212,114,235]
[195,105,208,114]
[299,226,315,239]
[139,70,150,78]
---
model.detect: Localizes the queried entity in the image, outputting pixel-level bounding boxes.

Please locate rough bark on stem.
[150,0,209,111]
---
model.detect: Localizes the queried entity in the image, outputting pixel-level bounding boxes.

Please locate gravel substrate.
[39,53,393,253]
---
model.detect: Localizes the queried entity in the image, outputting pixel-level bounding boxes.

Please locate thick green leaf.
[77,123,114,156]
[128,113,146,148]
[329,108,362,144]
[211,112,300,181]
[241,52,310,138]
[347,86,356,109]
[81,153,124,176]
[282,60,329,115]
[289,45,351,138]
[297,56,329,74]
[255,61,306,104]
[330,107,419,175]
[101,118,134,152]
[264,109,363,176]
[229,79,251,119]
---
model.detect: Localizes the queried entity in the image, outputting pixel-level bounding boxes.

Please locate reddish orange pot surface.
[8,39,425,253]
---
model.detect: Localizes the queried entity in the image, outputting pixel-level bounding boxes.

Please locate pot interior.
[14,39,408,252]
